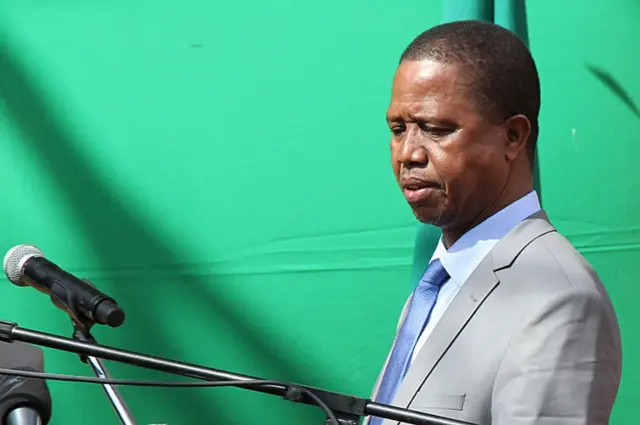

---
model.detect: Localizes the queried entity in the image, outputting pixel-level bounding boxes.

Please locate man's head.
[387,20,541,245]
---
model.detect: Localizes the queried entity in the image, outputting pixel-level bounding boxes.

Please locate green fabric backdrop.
[0,1,637,424]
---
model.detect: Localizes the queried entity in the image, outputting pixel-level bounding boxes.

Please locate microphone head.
[3,245,44,287]
[0,342,52,424]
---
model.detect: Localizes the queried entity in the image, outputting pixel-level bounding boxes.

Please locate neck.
[442,181,533,249]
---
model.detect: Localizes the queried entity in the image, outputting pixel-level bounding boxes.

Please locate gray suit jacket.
[368,211,622,425]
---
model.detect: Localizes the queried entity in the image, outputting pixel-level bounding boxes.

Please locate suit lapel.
[490,210,555,270]
[391,211,557,412]
[391,257,500,409]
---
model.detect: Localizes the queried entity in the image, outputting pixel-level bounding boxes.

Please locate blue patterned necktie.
[370,259,449,425]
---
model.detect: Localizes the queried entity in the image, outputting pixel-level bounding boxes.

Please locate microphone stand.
[70,313,137,425]
[0,320,473,425]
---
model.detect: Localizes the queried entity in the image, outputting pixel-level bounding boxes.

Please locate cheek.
[429,146,483,194]
[445,148,505,198]
[425,147,457,185]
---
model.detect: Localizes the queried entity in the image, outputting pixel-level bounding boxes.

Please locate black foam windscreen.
[0,342,52,423]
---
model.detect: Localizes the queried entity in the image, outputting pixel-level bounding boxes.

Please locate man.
[368,20,622,425]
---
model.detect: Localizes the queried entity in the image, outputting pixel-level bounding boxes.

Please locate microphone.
[3,245,125,328]
[0,342,52,425]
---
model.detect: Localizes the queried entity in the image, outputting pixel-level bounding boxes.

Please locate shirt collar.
[430,190,542,286]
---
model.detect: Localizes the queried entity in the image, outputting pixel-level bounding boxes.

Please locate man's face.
[387,59,512,234]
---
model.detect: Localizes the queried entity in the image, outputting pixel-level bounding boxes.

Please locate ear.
[502,114,531,162]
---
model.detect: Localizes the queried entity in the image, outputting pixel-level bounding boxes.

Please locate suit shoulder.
[496,229,621,353]
[521,231,601,289]
[501,230,613,308]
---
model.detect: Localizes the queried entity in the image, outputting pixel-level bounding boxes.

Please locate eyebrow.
[386,113,400,123]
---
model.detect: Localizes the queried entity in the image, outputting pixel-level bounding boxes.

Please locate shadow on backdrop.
[0,34,328,424]
[587,64,640,120]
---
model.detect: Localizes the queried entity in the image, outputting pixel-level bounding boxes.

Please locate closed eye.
[418,122,455,137]
[389,123,406,135]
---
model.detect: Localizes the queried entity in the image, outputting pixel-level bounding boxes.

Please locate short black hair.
[400,20,541,164]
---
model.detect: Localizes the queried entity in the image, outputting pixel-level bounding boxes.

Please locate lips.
[400,178,441,204]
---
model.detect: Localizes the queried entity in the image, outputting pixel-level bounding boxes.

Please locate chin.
[411,206,452,228]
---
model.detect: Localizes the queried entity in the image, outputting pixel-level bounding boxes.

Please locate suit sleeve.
[491,286,621,425]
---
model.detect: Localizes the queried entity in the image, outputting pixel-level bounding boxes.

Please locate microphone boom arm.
[0,320,472,425]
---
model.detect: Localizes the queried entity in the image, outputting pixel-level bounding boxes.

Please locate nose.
[396,130,428,167]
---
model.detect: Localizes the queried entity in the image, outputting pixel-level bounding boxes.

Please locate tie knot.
[420,258,449,288]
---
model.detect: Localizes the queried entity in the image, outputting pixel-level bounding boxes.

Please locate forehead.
[387,59,477,119]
